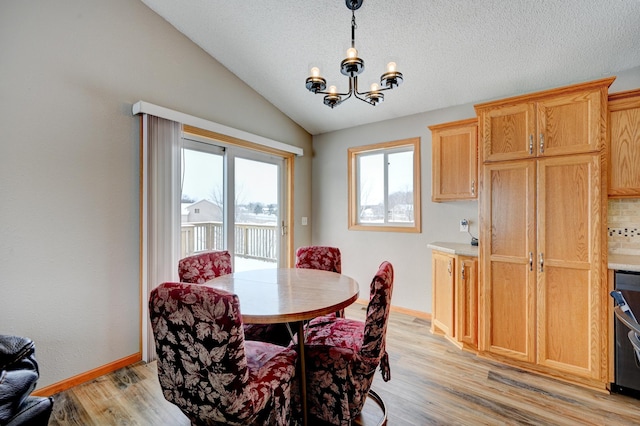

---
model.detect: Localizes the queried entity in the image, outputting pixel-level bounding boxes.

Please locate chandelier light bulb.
[305,0,403,107]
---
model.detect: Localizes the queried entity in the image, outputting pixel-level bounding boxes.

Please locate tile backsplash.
[609,198,640,255]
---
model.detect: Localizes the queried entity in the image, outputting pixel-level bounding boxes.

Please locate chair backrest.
[361,261,394,365]
[149,282,250,423]
[178,250,232,284]
[295,246,341,273]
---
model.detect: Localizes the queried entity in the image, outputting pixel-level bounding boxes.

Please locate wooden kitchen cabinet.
[476,77,613,162]
[429,118,478,201]
[481,153,607,384]
[480,160,537,363]
[455,256,478,348]
[431,249,479,350]
[477,78,611,389]
[608,89,640,197]
[431,251,455,338]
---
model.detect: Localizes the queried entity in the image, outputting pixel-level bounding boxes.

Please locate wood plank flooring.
[49,305,640,425]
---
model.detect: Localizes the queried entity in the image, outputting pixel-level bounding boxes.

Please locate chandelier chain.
[304,0,403,108]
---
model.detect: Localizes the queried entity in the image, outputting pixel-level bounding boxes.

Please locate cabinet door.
[608,91,640,196]
[480,160,536,362]
[536,154,605,380]
[456,256,478,347]
[430,119,478,201]
[432,251,455,336]
[537,88,604,157]
[478,103,536,162]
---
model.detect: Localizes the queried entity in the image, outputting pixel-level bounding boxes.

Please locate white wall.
[0,0,311,388]
[312,66,640,314]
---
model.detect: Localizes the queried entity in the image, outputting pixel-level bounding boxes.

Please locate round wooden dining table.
[205,267,360,426]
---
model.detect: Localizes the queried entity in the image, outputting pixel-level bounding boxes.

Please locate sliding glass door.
[181,136,284,271]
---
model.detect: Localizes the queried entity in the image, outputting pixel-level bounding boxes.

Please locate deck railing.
[181,221,278,261]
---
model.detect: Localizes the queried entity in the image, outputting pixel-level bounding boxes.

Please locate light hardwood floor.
[48,305,640,425]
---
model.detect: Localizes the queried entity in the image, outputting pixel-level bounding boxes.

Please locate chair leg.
[367,389,388,426]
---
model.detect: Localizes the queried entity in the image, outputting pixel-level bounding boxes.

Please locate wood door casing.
[480,160,536,362]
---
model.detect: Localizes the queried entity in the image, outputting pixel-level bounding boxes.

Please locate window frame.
[348,137,421,233]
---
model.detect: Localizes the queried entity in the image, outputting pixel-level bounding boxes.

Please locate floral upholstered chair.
[295,246,342,273]
[178,250,292,346]
[149,282,298,426]
[295,245,344,318]
[178,250,232,284]
[299,261,394,425]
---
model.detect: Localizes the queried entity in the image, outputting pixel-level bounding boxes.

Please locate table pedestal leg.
[298,320,308,426]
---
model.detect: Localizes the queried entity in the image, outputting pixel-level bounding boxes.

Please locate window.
[181,128,289,272]
[348,137,421,232]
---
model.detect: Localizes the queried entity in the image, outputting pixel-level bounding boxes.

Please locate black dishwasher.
[613,270,640,396]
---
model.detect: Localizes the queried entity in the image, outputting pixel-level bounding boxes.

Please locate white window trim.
[133,101,303,157]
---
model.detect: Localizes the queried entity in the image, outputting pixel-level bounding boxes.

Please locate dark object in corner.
[0,335,53,426]
[471,237,479,246]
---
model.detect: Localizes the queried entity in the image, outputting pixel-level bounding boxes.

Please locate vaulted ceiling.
[140,0,640,135]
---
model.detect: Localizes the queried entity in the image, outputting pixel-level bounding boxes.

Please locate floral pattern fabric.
[295,246,342,273]
[295,246,344,318]
[178,250,293,346]
[178,250,233,284]
[298,261,394,425]
[149,282,298,426]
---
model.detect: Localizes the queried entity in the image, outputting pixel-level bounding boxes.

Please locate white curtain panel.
[141,114,182,362]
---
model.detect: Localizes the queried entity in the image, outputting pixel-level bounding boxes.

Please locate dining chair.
[295,245,342,273]
[299,261,394,425]
[149,282,298,426]
[295,245,344,318]
[178,250,293,346]
[178,250,232,284]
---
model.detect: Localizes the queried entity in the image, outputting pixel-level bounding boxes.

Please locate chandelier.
[305,0,403,108]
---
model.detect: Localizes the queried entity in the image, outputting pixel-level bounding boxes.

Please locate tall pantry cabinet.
[475,78,614,388]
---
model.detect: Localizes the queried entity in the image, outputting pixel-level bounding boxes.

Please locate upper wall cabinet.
[475,78,615,163]
[609,89,640,197]
[429,118,478,202]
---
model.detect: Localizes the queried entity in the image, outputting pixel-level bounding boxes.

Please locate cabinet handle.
[448,260,452,276]
[529,134,534,155]
[471,180,476,196]
[461,266,466,280]
[539,252,544,272]
[539,133,544,154]
[529,252,533,271]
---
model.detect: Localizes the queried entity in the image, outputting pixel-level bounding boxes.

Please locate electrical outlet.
[459,219,469,232]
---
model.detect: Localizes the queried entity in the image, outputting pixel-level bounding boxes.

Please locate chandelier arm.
[306,0,402,107]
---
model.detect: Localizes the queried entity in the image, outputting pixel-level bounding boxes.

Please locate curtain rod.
[132,101,304,156]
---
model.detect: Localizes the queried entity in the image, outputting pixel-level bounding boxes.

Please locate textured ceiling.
[140,0,640,135]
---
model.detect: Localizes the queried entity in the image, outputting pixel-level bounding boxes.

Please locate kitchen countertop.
[609,253,640,273]
[427,244,639,270]
[428,241,478,257]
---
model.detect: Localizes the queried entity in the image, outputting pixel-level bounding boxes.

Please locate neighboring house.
[182,200,223,223]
